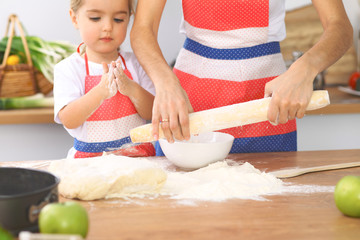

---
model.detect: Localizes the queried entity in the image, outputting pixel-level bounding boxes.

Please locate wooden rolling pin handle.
[130,90,330,143]
[270,161,360,179]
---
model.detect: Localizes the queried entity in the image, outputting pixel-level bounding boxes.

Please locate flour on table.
[48,155,334,202]
[161,161,284,201]
[160,161,334,202]
[48,155,167,200]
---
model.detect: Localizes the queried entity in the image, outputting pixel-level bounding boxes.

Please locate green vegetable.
[0,93,54,110]
[0,36,75,83]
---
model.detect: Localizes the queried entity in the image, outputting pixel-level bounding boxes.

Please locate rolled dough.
[48,155,167,201]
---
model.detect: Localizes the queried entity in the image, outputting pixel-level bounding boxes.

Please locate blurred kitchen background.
[0,0,359,161]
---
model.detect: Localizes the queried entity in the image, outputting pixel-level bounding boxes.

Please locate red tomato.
[349,72,360,90]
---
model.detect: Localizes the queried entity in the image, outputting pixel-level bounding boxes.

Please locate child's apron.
[74,51,155,158]
[157,0,296,155]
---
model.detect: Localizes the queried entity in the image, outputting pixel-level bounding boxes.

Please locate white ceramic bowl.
[159,132,234,170]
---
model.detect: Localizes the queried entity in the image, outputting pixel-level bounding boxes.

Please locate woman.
[130,0,352,154]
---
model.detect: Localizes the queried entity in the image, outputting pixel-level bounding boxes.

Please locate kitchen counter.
[0,107,53,124]
[2,149,360,240]
[0,86,359,125]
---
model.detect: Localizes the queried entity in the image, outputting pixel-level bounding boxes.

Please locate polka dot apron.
[156,0,296,155]
[74,49,155,158]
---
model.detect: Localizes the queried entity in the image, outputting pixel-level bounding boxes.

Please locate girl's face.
[70,0,130,61]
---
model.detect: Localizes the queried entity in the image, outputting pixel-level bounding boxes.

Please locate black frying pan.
[0,167,59,236]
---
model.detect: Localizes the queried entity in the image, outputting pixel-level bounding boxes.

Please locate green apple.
[39,201,89,238]
[334,175,360,218]
[0,226,13,240]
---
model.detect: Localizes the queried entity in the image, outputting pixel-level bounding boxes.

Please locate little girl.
[54,0,156,158]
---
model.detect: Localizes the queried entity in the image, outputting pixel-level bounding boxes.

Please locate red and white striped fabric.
[170,0,297,153]
[74,53,155,158]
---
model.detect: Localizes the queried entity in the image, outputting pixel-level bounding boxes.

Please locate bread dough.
[48,155,167,200]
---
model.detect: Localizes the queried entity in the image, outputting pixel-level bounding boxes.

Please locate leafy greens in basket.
[0,36,75,83]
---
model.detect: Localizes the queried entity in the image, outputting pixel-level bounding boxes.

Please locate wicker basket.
[0,14,53,98]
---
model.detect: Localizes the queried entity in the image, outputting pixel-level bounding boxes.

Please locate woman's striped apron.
[157,0,296,155]
[74,52,155,158]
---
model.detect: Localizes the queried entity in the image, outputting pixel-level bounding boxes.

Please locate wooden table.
[2,149,360,240]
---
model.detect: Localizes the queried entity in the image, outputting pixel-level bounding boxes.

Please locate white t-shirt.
[53,51,155,156]
[180,0,286,43]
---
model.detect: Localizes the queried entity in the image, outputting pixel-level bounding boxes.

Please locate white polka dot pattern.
[87,113,146,142]
[74,53,148,157]
[168,0,297,154]
[182,0,269,31]
[183,21,268,49]
[175,48,286,82]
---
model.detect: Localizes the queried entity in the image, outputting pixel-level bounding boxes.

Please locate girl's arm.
[113,64,154,120]
[265,0,353,124]
[59,63,116,129]
[130,0,193,143]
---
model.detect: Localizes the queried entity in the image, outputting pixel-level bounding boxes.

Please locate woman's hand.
[152,78,193,143]
[264,59,314,125]
[266,0,353,125]
[131,0,194,143]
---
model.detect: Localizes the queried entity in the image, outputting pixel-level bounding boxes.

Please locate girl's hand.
[113,60,132,96]
[97,62,118,100]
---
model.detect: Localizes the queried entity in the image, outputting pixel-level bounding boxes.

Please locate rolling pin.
[130,90,330,143]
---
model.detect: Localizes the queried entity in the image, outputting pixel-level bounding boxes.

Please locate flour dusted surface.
[48,155,334,202]
[48,155,167,200]
[161,161,284,201]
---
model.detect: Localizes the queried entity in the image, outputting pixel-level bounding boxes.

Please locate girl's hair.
[70,0,134,15]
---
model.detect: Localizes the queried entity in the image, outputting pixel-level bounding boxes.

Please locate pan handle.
[28,188,58,223]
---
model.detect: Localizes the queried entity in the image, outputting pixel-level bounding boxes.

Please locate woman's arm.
[131,0,193,143]
[265,0,353,124]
